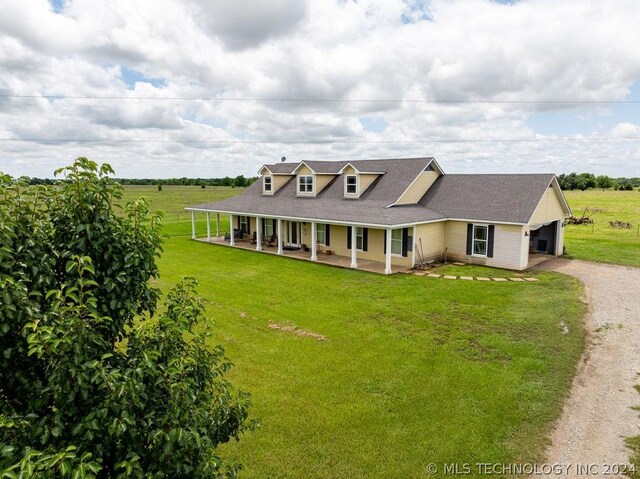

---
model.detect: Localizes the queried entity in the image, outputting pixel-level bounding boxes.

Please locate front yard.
[157,236,585,478]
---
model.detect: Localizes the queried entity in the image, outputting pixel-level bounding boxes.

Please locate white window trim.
[316,223,327,246]
[298,175,315,195]
[355,226,364,251]
[263,175,273,194]
[240,216,248,233]
[390,228,403,256]
[472,224,489,257]
[264,219,274,236]
[345,174,359,197]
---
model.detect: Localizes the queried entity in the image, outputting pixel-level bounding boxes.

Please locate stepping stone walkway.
[419,272,540,282]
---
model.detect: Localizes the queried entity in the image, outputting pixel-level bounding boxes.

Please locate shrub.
[0,158,253,478]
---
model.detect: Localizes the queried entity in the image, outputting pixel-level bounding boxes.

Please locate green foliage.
[595,175,614,191]
[0,158,252,478]
[559,172,640,191]
[558,172,596,190]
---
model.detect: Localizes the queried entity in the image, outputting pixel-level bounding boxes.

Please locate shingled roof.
[419,174,558,224]
[188,158,562,226]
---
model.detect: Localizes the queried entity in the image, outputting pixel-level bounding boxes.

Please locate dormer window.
[263,175,272,193]
[346,175,357,195]
[299,175,313,194]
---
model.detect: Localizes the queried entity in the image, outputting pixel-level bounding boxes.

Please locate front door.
[286,221,301,247]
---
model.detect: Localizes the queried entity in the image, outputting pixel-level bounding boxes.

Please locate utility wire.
[0,137,639,144]
[1,94,640,104]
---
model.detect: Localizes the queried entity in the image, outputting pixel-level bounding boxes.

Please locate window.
[391,229,402,255]
[264,176,272,192]
[240,216,248,234]
[264,219,274,236]
[298,175,313,193]
[346,175,357,194]
[316,223,326,245]
[473,225,488,256]
[355,227,364,250]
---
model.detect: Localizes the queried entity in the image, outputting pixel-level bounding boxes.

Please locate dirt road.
[533,259,640,478]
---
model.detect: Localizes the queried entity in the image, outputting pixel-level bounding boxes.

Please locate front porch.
[195,236,413,275]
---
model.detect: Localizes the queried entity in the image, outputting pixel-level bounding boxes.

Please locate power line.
[0,137,639,144]
[1,94,640,104]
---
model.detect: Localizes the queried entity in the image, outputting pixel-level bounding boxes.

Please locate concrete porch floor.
[195,237,412,275]
[527,252,555,269]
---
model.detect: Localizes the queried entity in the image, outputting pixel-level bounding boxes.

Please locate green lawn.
[564,189,640,268]
[155,237,585,478]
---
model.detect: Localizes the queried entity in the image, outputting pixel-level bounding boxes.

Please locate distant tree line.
[557,173,639,191]
[27,175,258,188]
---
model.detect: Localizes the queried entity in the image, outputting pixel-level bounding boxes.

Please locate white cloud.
[0,0,640,178]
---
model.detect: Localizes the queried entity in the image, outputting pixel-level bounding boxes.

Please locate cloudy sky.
[1,0,639,178]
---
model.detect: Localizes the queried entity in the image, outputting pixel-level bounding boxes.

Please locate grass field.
[155,238,584,478]
[126,187,587,477]
[563,189,640,268]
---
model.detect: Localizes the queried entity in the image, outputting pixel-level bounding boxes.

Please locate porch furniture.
[262,234,277,247]
[224,229,242,241]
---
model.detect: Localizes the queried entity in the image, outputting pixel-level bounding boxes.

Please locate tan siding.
[315,175,335,194]
[395,171,440,205]
[296,165,313,175]
[530,187,566,224]
[272,175,292,193]
[414,222,445,264]
[314,225,412,267]
[343,165,356,175]
[444,221,526,270]
[358,174,379,194]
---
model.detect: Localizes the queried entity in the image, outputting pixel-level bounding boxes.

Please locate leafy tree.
[0,158,253,478]
[596,175,615,191]
[232,176,247,188]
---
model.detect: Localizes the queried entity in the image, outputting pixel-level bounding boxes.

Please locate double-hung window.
[391,229,403,255]
[264,176,272,193]
[355,227,364,250]
[316,223,326,245]
[473,225,488,256]
[240,216,248,234]
[298,175,313,193]
[346,175,357,195]
[264,219,274,236]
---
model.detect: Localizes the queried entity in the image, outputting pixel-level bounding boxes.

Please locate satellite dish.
[281,156,286,163]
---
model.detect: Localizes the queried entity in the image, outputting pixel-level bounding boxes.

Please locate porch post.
[385,228,392,275]
[256,216,262,251]
[206,212,211,241]
[229,214,235,246]
[311,222,317,261]
[350,225,357,268]
[277,219,283,255]
[191,210,196,239]
[411,225,417,267]
[216,213,220,237]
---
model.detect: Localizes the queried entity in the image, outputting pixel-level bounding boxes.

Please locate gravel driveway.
[532,258,640,477]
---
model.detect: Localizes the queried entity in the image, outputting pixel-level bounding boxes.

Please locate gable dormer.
[259,165,293,196]
[392,159,444,205]
[339,163,384,199]
[291,161,336,197]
